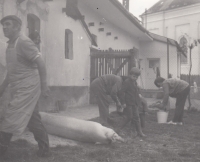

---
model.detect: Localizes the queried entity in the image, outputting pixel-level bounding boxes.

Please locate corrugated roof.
[144,0,200,15]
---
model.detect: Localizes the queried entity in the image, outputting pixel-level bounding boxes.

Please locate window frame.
[65,29,73,60]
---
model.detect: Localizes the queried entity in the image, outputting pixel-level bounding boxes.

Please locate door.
[145,58,160,89]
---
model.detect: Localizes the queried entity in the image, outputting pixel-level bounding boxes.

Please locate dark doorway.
[27,14,40,49]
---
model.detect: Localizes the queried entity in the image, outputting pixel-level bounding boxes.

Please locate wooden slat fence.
[181,74,200,87]
[90,48,137,104]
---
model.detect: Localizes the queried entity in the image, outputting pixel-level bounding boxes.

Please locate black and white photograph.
[0,0,200,161]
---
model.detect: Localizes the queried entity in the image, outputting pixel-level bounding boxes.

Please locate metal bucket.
[157,111,168,123]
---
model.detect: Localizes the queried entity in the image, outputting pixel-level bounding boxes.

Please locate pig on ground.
[40,112,124,144]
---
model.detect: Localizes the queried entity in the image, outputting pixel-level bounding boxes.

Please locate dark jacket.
[118,77,141,106]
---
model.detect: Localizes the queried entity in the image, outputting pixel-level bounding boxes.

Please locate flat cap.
[130,67,141,76]
[1,15,22,25]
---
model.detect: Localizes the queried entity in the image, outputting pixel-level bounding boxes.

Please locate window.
[179,36,188,64]
[65,29,73,60]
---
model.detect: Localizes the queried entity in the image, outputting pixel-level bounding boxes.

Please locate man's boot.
[37,143,50,157]
[0,132,12,157]
[35,134,50,157]
[135,122,146,137]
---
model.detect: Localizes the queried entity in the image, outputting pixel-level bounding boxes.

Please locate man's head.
[1,15,22,39]
[129,67,140,81]
[154,77,165,88]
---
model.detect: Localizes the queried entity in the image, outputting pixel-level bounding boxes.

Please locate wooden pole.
[167,38,169,78]
[188,47,192,110]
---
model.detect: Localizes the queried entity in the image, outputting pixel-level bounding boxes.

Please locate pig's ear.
[105,132,114,143]
[110,133,117,143]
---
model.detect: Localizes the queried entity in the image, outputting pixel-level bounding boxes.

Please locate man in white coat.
[0,15,50,157]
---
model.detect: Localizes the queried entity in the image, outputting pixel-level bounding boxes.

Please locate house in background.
[139,32,183,89]
[0,0,184,111]
[140,0,200,77]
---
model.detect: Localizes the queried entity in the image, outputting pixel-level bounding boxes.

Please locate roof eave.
[108,0,153,40]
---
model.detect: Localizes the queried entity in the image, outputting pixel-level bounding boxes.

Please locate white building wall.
[79,2,139,50]
[44,1,92,87]
[140,41,177,89]
[44,0,140,87]
[0,0,141,87]
[142,4,200,75]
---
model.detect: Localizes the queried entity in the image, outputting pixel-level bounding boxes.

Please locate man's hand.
[157,103,163,108]
[41,83,50,98]
[156,103,170,111]
[116,103,123,113]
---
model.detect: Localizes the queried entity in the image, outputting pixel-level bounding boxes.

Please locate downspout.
[167,38,169,78]
[177,52,178,78]
[163,11,165,36]
[177,51,179,78]
[180,52,181,78]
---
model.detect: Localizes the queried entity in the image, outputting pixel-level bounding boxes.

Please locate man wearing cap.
[0,15,50,157]
[118,67,146,137]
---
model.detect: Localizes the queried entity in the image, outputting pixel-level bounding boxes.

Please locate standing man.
[154,77,190,125]
[0,15,50,157]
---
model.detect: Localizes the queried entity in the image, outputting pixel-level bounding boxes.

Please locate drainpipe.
[167,38,169,78]
[163,11,165,36]
[180,52,181,78]
[177,52,179,78]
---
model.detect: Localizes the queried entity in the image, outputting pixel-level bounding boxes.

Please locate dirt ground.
[11,104,117,147]
[5,107,200,162]
[11,97,200,148]
[11,98,159,147]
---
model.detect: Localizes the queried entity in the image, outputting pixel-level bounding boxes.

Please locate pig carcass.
[40,112,124,144]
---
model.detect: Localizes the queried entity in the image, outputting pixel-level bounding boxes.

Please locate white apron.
[0,37,41,136]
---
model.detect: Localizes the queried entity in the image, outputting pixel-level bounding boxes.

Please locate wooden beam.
[114,58,129,74]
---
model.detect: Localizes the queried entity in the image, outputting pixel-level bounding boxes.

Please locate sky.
[128,0,160,19]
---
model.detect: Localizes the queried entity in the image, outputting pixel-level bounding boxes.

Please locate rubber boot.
[135,121,146,137]
[0,132,12,157]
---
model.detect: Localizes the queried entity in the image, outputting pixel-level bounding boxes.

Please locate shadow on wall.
[38,86,89,112]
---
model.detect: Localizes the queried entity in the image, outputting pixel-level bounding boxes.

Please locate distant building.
[140,0,200,75]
